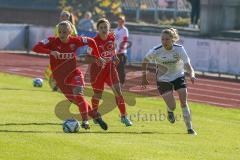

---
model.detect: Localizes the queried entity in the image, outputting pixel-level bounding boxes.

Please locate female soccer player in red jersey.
[45,10,78,92]
[32,21,107,130]
[90,18,132,127]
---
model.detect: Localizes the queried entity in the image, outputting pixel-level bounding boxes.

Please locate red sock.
[91,97,100,117]
[74,95,89,121]
[115,95,126,116]
[88,104,98,118]
[87,104,92,117]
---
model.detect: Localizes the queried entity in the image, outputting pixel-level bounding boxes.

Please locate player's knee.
[72,86,84,95]
[112,84,122,96]
[179,99,187,108]
[180,102,188,108]
[93,90,102,99]
[94,94,102,99]
[161,91,173,97]
[167,103,176,111]
[170,105,176,111]
[115,89,122,96]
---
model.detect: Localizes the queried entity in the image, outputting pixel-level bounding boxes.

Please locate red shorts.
[64,69,85,87]
[90,63,119,91]
[53,68,84,102]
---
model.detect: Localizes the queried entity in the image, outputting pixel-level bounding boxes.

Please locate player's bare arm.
[112,55,120,65]
[184,62,196,84]
[85,55,106,66]
[141,58,149,88]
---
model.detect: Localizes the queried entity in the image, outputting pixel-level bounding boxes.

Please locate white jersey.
[145,44,190,82]
[114,26,129,54]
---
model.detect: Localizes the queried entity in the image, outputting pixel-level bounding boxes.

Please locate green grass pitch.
[0,73,239,160]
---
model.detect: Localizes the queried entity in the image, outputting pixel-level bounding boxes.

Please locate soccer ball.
[33,78,43,87]
[63,119,80,133]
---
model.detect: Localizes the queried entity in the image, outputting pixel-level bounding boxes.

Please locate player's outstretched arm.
[141,58,150,88]
[184,62,196,84]
[85,54,105,65]
[32,38,52,55]
[83,38,106,66]
[112,55,120,65]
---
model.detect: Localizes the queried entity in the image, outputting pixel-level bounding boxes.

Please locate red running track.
[0,53,239,109]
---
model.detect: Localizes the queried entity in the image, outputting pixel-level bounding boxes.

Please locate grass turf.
[0,73,239,160]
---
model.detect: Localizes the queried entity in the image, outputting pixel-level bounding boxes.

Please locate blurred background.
[0,0,240,78]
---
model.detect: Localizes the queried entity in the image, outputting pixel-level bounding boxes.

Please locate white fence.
[29,26,54,50]
[0,24,27,50]
[0,23,240,75]
[128,33,240,75]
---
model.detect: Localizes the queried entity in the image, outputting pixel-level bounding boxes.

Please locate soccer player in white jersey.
[141,28,197,135]
[114,15,129,86]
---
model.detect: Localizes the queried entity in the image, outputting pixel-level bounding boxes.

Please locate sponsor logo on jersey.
[41,39,49,45]
[162,60,178,64]
[173,53,180,59]
[86,47,93,54]
[82,37,88,44]
[98,40,115,58]
[70,44,76,50]
[56,53,74,59]
[101,51,114,58]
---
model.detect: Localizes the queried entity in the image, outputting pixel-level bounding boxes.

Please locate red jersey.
[90,33,119,89]
[93,33,116,62]
[32,36,99,72]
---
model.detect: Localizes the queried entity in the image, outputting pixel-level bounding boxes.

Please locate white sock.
[182,106,192,130]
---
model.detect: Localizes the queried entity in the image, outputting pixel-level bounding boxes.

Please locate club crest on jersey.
[104,41,115,51]
[82,37,88,44]
[173,53,180,60]
[41,39,49,45]
[70,44,76,50]
[87,47,93,54]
